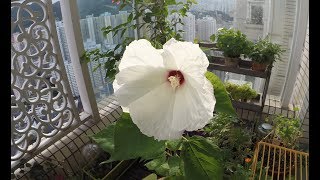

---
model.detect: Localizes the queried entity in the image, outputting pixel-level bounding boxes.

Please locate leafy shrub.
[272,115,302,148]
[210,28,252,58]
[225,82,258,101]
[248,36,284,65]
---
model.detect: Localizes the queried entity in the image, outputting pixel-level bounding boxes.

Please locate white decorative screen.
[11,0,80,162]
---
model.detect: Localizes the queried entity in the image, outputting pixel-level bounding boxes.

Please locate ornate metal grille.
[11,0,80,163]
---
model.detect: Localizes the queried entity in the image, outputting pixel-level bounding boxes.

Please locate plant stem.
[182,136,188,142]
[165,151,172,157]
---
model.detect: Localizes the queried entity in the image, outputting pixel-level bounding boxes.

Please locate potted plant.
[272,115,302,149]
[211,28,252,67]
[247,36,284,72]
[225,82,242,101]
[258,115,303,178]
[203,113,254,179]
[225,82,258,103]
[237,83,258,102]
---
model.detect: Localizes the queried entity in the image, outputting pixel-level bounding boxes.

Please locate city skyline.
[54,1,268,99]
[54,5,237,99]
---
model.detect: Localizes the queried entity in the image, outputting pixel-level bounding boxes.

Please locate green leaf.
[90,113,165,162]
[128,13,134,22]
[168,156,182,176]
[145,153,169,176]
[179,8,187,16]
[181,136,223,180]
[145,153,166,169]
[143,12,152,23]
[114,44,121,51]
[166,139,183,151]
[164,176,185,180]
[119,3,127,11]
[210,34,216,42]
[90,123,116,155]
[146,154,183,177]
[166,0,177,5]
[114,113,166,161]
[142,173,158,180]
[205,71,237,117]
[92,63,101,72]
[120,29,127,38]
[187,0,198,4]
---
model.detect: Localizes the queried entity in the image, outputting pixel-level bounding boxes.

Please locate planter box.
[250,93,261,103]
[239,60,253,69]
[199,42,216,48]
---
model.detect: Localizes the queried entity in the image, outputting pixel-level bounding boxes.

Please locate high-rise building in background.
[196,16,216,42]
[182,12,196,42]
[191,0,235,15]
[80,18,90,43]
[56,21,80,97]
[85,15,97,44]
[167,12,184,35]
[80,11,134,46]
[99,12,114,45]
[56,21,71,63]
[83,40,107,97]
[56,11,135,99]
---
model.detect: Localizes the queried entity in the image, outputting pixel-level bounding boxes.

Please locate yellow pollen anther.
[168,75,180,90]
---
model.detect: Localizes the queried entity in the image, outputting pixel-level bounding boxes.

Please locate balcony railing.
[11,0,84,167]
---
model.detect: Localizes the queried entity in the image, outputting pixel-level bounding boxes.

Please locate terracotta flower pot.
[252,62,268,72]
[224,57,240,67]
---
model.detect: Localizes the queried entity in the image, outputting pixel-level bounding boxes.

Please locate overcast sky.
[52,0,60,3]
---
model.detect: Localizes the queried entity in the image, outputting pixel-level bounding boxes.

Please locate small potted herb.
[238,83,258,102]
[259,115,303,178]
[248,36,284,71]
[272,115,302,149]
[211,28,252,67]
[225,82,258,102]
[225,82,242,101]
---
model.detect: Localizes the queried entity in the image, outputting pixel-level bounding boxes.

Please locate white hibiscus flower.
[113,38,216,140]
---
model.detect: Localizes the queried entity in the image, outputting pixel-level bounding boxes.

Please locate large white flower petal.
[114,66,167,107]
[161,49,178,70]
[171,77,215,131]
[163,38,178,46]
[113,38,216,140]
[113,80,129,113]
[118,39,164,71]
[116,65,166,84]
[163,38,209,72]
[128,83,184,140]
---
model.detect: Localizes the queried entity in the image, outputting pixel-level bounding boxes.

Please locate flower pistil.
[167,70,184,90]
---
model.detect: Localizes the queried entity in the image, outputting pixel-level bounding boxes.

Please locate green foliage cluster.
[225,82,258,102]
[84,0,196,80]
[204,113,254,179]
[210,28,253,58]
[247,36,285,65]
[271,115,302,148]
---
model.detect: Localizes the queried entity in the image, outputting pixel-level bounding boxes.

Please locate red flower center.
[167,70,185,85]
